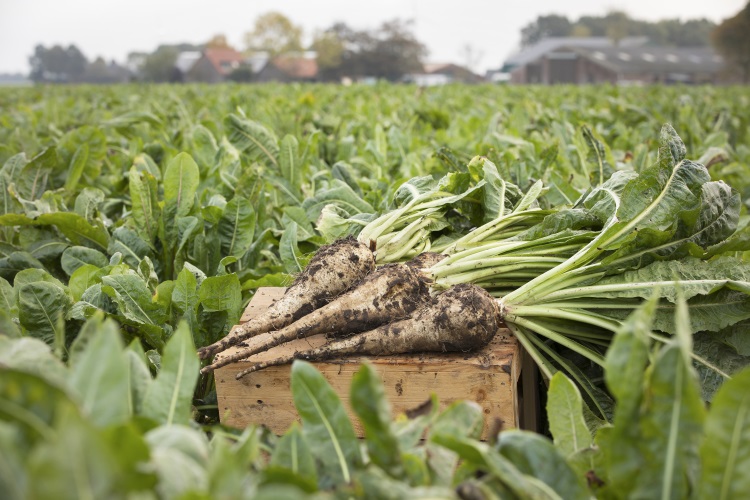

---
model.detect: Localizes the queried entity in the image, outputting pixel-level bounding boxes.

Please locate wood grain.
[216,287,520,440]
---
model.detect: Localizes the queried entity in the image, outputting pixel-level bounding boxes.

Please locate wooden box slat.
[216,287,522,440]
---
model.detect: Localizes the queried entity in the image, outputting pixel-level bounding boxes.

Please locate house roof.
[271,56,318,79]
[571,46,724,75]
[504,36,648,68]
[203,48,244,76]
[422,63,483,82]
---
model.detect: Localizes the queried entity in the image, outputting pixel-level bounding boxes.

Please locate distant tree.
[521,13,715,48]
[712,2,750,83]
[316,20,426,82]
[571,24,592,37]
[370,20,427,80]
[520,15,572,47]
[244,12,303,55]
[312,30,344,73]
[83,57,111,83]
[206,34,231,49]
[140,46,180,83]
[605,11,630,46]
[206,33,232,49]
[29,44,88,83]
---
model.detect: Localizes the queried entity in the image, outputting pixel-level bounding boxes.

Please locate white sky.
[0,0,746,74]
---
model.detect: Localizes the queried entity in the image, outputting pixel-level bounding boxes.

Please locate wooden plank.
[216,287,521,441]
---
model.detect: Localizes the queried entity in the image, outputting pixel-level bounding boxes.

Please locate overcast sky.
[0,0,746,74]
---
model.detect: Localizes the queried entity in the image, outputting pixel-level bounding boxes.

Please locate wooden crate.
[215,287,536,440]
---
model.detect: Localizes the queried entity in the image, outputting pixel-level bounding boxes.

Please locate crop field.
[2,83,750,498]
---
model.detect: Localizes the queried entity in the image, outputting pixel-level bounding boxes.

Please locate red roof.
[272,56,318,79]
[203,48,244,76]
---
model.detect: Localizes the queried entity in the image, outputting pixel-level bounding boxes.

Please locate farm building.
[253,52,319,83]
[406,63,484,86]
[184,48,245,83]
[503,37,726,85]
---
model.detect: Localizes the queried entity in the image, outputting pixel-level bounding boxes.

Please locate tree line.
[27,5,750,84]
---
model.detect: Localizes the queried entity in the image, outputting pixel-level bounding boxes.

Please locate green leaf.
[282,206,316,241]
[631,341,706,499]
[547,372,593,457]
[279,134,301,193]
[0,252,45,282]
[290,360,362,487]
[601,297,654,496]
[68,264,108,301]
[15,148,58,200]
[145,425,209,497]
[63,143,88,193]
[0,212,109,251]
[25,406,115,500]
[108,226,152,269]
[73,187,104,222]
[495,430,590,499]
[172,267,199,335]
[18,281,71,345]
[126,339,152,415]
[128,166,160,245]
[267,423,318,493]
[225,114,279,167]
[57,125,107,186]
[218,196,255,258]
[164,152,200,219]
[0,336,67,382]
[572,256,750,303]
[199,274,241,325]
[279,222,304,274]
[302,179,375,220]
[141,322,199,425]
[699,367,750,500]
[101,272,168,327]
[657,123,687,170]
[0,276,16,317]
[427,401,485,486]
[0,369,77,446]
[241,272,292,291]
[67,318,131,426]
[162,153,200,251]
[0,422,26,500]
[350,363,403,476]
[61,246,108,275]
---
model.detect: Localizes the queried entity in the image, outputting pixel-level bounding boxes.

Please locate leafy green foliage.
[2,83,750,498]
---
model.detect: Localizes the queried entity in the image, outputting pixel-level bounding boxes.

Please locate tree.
[140,46,180,83]
[206,34,232,49]
[712,2,750,83]
[29,44,88,83]
[312,30,344,71]
[605,11,630,46]
[520,15,572,47]
[244,12,303,55]
[316,20,426,82]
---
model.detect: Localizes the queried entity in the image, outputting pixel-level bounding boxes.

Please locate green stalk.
[505,323,556,380]
[435,262,560,287]
[510,305,621,332]
[509,317,606,366]
[430,256,566,278]
[527,333,610,421]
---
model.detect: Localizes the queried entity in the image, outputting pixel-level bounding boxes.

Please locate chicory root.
[197,237,375,360]
[201,262,432,373]
[234,284,499,379]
